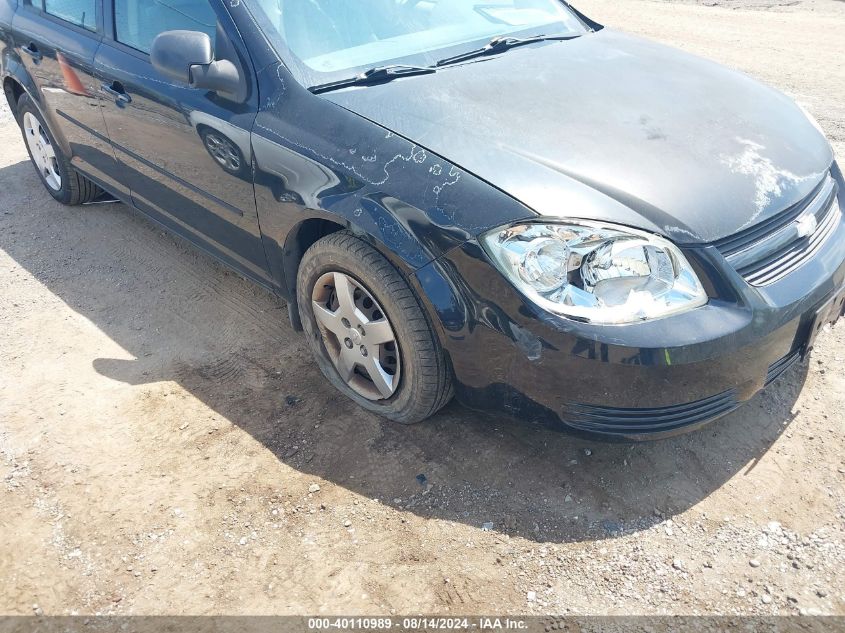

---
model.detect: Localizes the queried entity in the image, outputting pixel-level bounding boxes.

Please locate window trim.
[23,0,104,36]
[101,0,165,59]
[103,0,232,60]
[98,0,258,107]
[106,0,218,57]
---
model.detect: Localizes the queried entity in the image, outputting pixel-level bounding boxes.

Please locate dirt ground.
[2,0,844,618]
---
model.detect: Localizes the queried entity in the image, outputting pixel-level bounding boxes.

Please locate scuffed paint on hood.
[720,138,813,230]
[324,29,833,244]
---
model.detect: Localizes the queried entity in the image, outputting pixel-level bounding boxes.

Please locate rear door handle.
[21,43,42,61]
[101,81,132,106]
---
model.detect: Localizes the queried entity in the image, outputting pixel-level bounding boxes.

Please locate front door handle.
[101,81,132,106]
[21,43,42,62]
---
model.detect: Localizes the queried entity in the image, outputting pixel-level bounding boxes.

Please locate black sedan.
[1,0,843,439]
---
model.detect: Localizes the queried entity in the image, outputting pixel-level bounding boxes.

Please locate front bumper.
[413,180,845,441]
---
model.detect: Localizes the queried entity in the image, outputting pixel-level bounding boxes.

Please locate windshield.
[247,0,589,87]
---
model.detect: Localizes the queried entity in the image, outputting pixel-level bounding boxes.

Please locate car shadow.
[0,158,808,545]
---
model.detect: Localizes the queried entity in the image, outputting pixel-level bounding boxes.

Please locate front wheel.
[16,93,101,205]
[297,231,453,424]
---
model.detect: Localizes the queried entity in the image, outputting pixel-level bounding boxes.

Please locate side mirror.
[151,30,246,102]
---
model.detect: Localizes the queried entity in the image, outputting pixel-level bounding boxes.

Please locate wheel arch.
[193,122,212,137]
[276,213,437,333]
[3,68,72,155]
[2,74,25,116]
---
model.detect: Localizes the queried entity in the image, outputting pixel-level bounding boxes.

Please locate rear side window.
[41,0,98,31]
[114,0,217,54]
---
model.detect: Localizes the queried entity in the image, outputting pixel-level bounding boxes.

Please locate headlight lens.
[481,221,708,324]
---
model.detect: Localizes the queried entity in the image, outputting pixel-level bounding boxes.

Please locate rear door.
[12,0,122,194]
[93,0,270,286]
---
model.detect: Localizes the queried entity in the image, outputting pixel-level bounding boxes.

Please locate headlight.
[480,221,708,324]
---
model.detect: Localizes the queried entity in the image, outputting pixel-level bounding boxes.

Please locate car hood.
[323,29,834,244]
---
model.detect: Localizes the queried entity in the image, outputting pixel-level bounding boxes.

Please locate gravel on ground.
[1,0,843,616]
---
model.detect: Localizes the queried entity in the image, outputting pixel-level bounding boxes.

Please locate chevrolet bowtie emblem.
[796,213,818,238]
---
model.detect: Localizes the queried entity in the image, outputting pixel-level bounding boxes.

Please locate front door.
[93,0,270,285]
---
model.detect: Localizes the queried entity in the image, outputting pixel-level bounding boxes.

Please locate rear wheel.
[16,93,101,205]
[297,231,453,424]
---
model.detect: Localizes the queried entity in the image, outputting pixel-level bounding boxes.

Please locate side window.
[114,0,217,54]
[41,0,98,31]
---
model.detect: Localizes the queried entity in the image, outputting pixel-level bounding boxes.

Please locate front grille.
[715,174,841,286]
[765,349,802,386]
[562,390,739,436]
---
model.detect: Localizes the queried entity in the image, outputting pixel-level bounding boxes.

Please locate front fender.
[251,63,535,298]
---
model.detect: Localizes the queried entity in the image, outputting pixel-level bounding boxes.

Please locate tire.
[16,93,101,205]
[297,230,453,424]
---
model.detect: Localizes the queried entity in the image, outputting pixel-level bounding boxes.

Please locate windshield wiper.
[435,34,581,67]
[310,64,437,94]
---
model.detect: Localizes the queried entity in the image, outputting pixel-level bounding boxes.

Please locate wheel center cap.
[349,329,362,345]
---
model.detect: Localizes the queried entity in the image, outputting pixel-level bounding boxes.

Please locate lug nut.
[344,338,353,349]
[341,318,351,328]
[360,346,368,357]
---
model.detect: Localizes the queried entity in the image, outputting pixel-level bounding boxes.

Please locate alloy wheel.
[311,271,401,401]
[22,112,62,191]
